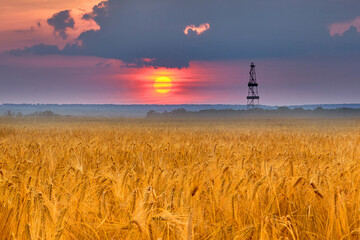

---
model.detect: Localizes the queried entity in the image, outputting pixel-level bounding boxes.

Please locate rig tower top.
[247,62,260,108]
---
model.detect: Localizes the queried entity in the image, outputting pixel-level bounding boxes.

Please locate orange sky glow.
[101,60,245,104]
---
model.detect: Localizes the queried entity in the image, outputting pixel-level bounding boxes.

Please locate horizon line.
[1,103,360,106]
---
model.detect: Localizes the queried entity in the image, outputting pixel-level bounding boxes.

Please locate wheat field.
[0,117,359,239]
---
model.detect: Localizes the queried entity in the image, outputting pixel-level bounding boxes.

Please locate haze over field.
[1,104,360,118]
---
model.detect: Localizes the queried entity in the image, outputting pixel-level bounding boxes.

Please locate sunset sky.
[1,0,360,105]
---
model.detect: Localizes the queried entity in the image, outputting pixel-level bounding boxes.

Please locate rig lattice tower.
[247,62,260,108]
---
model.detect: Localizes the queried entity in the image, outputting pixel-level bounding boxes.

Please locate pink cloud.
[328,16,360,36]
[141,58,156,63]
[184,23,210,35]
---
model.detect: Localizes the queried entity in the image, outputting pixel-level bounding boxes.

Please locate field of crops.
[0,117,359,239]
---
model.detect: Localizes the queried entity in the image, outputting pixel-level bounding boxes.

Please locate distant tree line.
[147,107,360,118]
[3,110,59,118]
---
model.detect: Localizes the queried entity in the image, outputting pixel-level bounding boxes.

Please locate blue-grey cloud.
[7,0,360,68]
[47,10,75,40]
[6,44,61,56]
[82,1,108,23]
[332,26,360,54]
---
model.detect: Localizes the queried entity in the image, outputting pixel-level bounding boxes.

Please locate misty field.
[0,118,359,239]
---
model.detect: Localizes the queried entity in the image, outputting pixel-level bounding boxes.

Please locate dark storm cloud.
[47,10,75,40]
[8,0,360,68]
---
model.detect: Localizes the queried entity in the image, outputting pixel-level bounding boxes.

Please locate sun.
[154,76,172,94]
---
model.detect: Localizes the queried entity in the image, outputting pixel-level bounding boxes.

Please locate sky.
[0,0,360,105]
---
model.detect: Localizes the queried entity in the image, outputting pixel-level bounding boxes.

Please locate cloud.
[14,27,36,34]
[6,44,61,56]
[95,61,113,68]
[6,0,360,68]
[82,1,108,23]
[331,26,360,54]
[328,16,360,36]
[184,23,210,36]
[47,10,75,40]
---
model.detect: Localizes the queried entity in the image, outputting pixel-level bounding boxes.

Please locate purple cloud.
[47,10,75,40]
